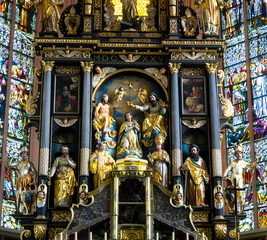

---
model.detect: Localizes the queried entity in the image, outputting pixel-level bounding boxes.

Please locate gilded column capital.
[41,61,55,72]
[168,63,181,74]
[81,61,94,72]
[205,63,218,74]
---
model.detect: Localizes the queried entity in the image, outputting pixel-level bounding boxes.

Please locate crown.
[20,146,28,153]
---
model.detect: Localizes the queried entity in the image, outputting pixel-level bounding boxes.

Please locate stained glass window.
[0,0,36,230]
[222,0,267,232]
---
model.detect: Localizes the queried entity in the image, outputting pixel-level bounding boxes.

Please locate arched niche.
[92,68,168,128]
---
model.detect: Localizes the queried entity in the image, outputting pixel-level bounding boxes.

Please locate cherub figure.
[114,87,127,102]
[134,87,147,104]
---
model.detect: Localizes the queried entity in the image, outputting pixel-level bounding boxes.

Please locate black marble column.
[169,63,182,186]
[37,61,54,218]
[80,62,93,191]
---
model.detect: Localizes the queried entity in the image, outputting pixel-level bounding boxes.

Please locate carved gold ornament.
[81,61,94,72]
[192,212,209,222]
[214,224,227,240]
[180,68,205,76]
[41,61,55,72]
[229,229,237,239]
[168,62,181,74]
[25,92,40,115]
[205,63,218,74]
[121,228,144,240]
[218,70,234,118]
[52,212,72,222]
[55,66,80,74]
[34,224,47,240]
[20,229,31,240]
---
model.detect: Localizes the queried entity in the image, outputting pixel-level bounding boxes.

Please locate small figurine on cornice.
[34,0,64,33]
[181,8,198,37]
[194,0,225,35]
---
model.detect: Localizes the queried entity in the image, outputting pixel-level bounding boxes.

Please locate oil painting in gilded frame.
[54,75,80,114]
[182,76,207,115]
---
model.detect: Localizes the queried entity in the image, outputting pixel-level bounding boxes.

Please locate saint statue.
[181,144,209,207]
[194,0,225,35]
[117,112,143,159]
[34,0,64,33]
[223,143,257,213]
[131,92,167,139]
[6,147,36,214]
[90,142,116,188]
[148,134,170,188]
[49,146,77,207]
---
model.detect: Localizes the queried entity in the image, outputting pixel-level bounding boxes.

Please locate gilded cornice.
[163,40,225,48]
[41,61,55,72]
[81,61,94,72]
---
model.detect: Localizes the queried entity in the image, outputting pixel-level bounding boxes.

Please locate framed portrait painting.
[54,75,79,114]
[182,77,207,115]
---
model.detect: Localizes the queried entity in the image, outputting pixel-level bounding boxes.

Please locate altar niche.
[90,68,170,188]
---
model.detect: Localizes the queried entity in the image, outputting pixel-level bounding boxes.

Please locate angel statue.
[145,67,168,88]
[114,87,127,102]
[119,53,141,62]
[194,0,225,35]
[133,87,147,104]
[92,66,117,88]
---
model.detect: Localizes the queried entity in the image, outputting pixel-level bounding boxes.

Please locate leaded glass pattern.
[0,0,36,229]
[222,0,267,231]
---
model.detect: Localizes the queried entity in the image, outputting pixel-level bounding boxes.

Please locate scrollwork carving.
[55,66,80,74]
[192,212,209,222]
[218,70,234,118]
[52,212,71,222]
[180,68,205,76]
[41,61,55,72]
[20,229,31,239]
[25,92,40,115]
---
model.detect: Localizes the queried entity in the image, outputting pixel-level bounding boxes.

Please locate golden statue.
[49,145,77,207]
[89,142,116,188]
[223,144,257,213]
[121,0,138,24]
[34,0,64,32]
[148,134,170,188]
[116,112,143,159]
[114,87,127,102]
[6,147,36,214]
[194,0,225,34]
[93,94,116,134]
[181,144,209,207]
[131,93,167,138]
